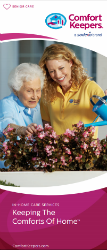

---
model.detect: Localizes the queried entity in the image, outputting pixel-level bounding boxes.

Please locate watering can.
[84,95,107,127]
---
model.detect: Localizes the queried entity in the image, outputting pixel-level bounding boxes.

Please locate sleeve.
[87,80,104,103]
[0,99,15,132]
[40,95,51,122]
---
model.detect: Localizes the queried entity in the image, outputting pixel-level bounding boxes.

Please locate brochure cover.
[0,1,107,249]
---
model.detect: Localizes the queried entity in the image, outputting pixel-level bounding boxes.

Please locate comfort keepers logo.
[69,14,103,30]
[45,13,67,29]
[45,13,103,30]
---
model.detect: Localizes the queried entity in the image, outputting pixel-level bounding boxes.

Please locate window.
[19,40,96,81]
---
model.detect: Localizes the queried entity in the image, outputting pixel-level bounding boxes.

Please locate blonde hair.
[39,43,89,103]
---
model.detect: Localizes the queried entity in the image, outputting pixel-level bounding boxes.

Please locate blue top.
[0,92,43,131]
[0,93,43,168]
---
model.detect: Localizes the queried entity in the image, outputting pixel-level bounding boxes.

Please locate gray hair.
[8,63,45,91]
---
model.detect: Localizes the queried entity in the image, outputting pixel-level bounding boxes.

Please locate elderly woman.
[0,63,44,168]
[39,43,104,138]
[0,63,44,135]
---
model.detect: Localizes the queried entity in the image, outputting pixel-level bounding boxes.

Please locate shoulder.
[0,93,17,115]
[82,79,101,88]
[82,79,104,95]
[0,93,15,105]
[82,79,98,88]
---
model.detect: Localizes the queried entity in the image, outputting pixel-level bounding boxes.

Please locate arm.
[0,96,37,136]
[88,80,105,100]
[0,97,16,132]
[4,123,38,136]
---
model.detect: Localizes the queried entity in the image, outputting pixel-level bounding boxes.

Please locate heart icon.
[3,4,11,10]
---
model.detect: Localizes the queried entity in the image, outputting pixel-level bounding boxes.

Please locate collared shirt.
[40,79,104,138]
[0,93,43,168]
[0,92,43,132]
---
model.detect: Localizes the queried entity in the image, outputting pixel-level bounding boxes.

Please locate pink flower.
[96,145,102,151]
[90,140,97,147]
[96,139,102,151]
[82,142,88,150]
[50,158,57,163]
[75,154,82,161]
[7,125,14,132]
[77,121,83,128]
[45,145,55,156]
[41,161,47,167]
[88,126,95,134]
[45,145,52,152]
[37,125,43,132]
[45,124,52,129]
[50,131,57,139]
[3,142,8,151]
[64,129,75,137]
[32,157,37,161]
[82,131,89,138]
[97,138,100,143]
[91,126,96,134]
[61,156,65,161]
[69,156,72,162]
[65,147,71,155]
[52,165,55,168]
[64,137,69,143]
[62,162,67,166]
[45,131,49,136]
[38,132,45,139]
[27,135,33,141]
[60,156,67,166]
[94,150,100,156]
[70,131,75,136]
[3,141,7,147]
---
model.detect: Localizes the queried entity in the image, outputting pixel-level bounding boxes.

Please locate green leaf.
[103,155,107,161]
[0,180,20,187]
[4,159,11,167]
[85,163,91,169]
[79,165,83,169]
[93,156,97,161]
[82,157,85,162]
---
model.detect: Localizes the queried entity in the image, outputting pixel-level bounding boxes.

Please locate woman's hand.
[4,123,38,136]
[24,123,37,135]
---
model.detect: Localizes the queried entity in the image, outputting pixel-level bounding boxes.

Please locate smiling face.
[13,78,41,108]
[46,59,72,90]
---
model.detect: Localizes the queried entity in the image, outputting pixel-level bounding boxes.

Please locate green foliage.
[0,180,20,187]
[0,123,107,172]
